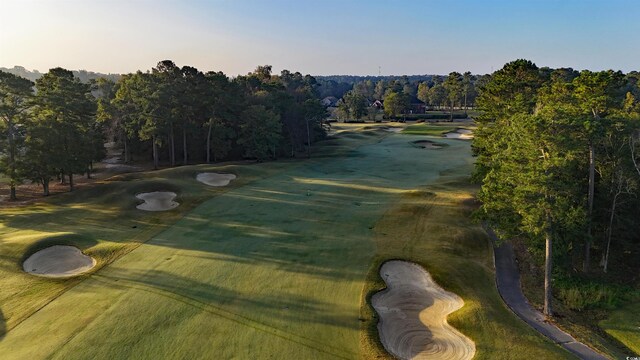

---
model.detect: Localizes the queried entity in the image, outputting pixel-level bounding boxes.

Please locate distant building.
[408,95,426,114]
[371,100,384,109]
[321,96,339,107]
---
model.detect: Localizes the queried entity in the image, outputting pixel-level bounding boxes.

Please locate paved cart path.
[487,227,610,360]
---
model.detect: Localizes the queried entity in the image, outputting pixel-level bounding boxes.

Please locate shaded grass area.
[0,161,296,335]
[359,178,573,359]
[600,302,640,355]
[1,127,570,359]
[515,240,633,359]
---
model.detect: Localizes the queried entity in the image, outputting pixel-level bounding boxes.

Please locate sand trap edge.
[371,260,476,360]
[196,173,237,187]
[135,191,179,211]
[23,245,96,278]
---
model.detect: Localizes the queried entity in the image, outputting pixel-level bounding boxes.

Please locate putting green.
[0,129,570,359]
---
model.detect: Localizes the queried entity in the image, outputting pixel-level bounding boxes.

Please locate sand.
[23,245,96,277]
[444,129,474,140]
[372,260,476,360]
[135,192,179,211]
[196,173,237,187]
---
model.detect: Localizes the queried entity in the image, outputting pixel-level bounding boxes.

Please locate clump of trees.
[334,73,481,121]
[474,59,640,316]
[0,61,327,198]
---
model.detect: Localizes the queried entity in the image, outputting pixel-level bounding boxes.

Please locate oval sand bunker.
[136,191,179,211]
[23,245,96,277]
[372,260,475,360]
[196,173,236,187]
[444,129,474,140]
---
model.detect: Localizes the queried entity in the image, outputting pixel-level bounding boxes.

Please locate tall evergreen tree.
[0,71,33,200]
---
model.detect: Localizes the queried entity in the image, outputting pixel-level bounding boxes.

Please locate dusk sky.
[1,0,639,76]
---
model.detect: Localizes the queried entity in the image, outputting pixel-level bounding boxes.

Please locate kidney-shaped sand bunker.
[136,191,179,211]
[196,173,236,187]
[23,245,96,278]
[372,260,476,360]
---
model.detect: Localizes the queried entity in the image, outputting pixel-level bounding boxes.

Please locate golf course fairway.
[0,126,571,359]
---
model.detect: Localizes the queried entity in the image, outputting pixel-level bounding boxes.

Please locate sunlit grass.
[0,130,570,359]
[402,123,458,136]
[600,302,640,355]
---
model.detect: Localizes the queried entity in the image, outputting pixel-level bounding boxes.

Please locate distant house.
[321,96,339,107]
[408,95,426,114]
[371,100,384,109]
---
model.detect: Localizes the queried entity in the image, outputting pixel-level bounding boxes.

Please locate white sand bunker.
[372,261,475,360]
[196,172,236,187]
[384,127,403,133]
[413,140,443,149]
[444,129,474,140]
[136,192,179,211]
[23,245,96,277]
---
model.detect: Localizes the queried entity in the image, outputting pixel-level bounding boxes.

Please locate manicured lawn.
[402,123,458,136]
[0,126,569,359]
[600,302,640,355]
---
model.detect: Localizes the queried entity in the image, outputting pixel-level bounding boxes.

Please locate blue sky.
[1,0,638,75]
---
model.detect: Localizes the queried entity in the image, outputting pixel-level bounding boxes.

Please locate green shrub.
[556,278,631,311]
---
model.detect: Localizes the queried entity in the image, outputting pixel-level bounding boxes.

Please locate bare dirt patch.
[135,192,179,211]
[23,245,95,278]
[196,173,237,187]
[372,260,475,360]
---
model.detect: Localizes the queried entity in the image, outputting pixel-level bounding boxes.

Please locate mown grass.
[359,175,572,359]
[0,161,294,335]
[402,123,458,136]
[0,126,570,359]
[600,302,640,355]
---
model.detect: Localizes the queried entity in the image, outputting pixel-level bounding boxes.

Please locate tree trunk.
[68,173,74,192]
[7,120,17,200]
[464,92,468,116]
[42,179,50,196]
[124,135,130,163]
[602,194,617,273]
[544,226,553,316]
[152,136,158,170]
[206,120,212,163]
[60,171,66,185]
[584,142,595,272]
[87,162,92,179]
[306,118,311,159]
[183,125,188,165]
[449,100,454,121]
[170,125,175,167]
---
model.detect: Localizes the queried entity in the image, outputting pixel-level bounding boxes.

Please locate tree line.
[474,59,640,315]
[0,61,327,199]
[335,72,481,121]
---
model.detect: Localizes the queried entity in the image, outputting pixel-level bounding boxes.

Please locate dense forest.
[0,61,327,199]
[473,60,640,321]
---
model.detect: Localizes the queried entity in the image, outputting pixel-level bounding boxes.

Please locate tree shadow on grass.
[0,308,5,340]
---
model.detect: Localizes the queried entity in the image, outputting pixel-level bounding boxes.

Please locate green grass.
[402,123,459,136]
[0,128,570,359]
[600,302,640,355]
